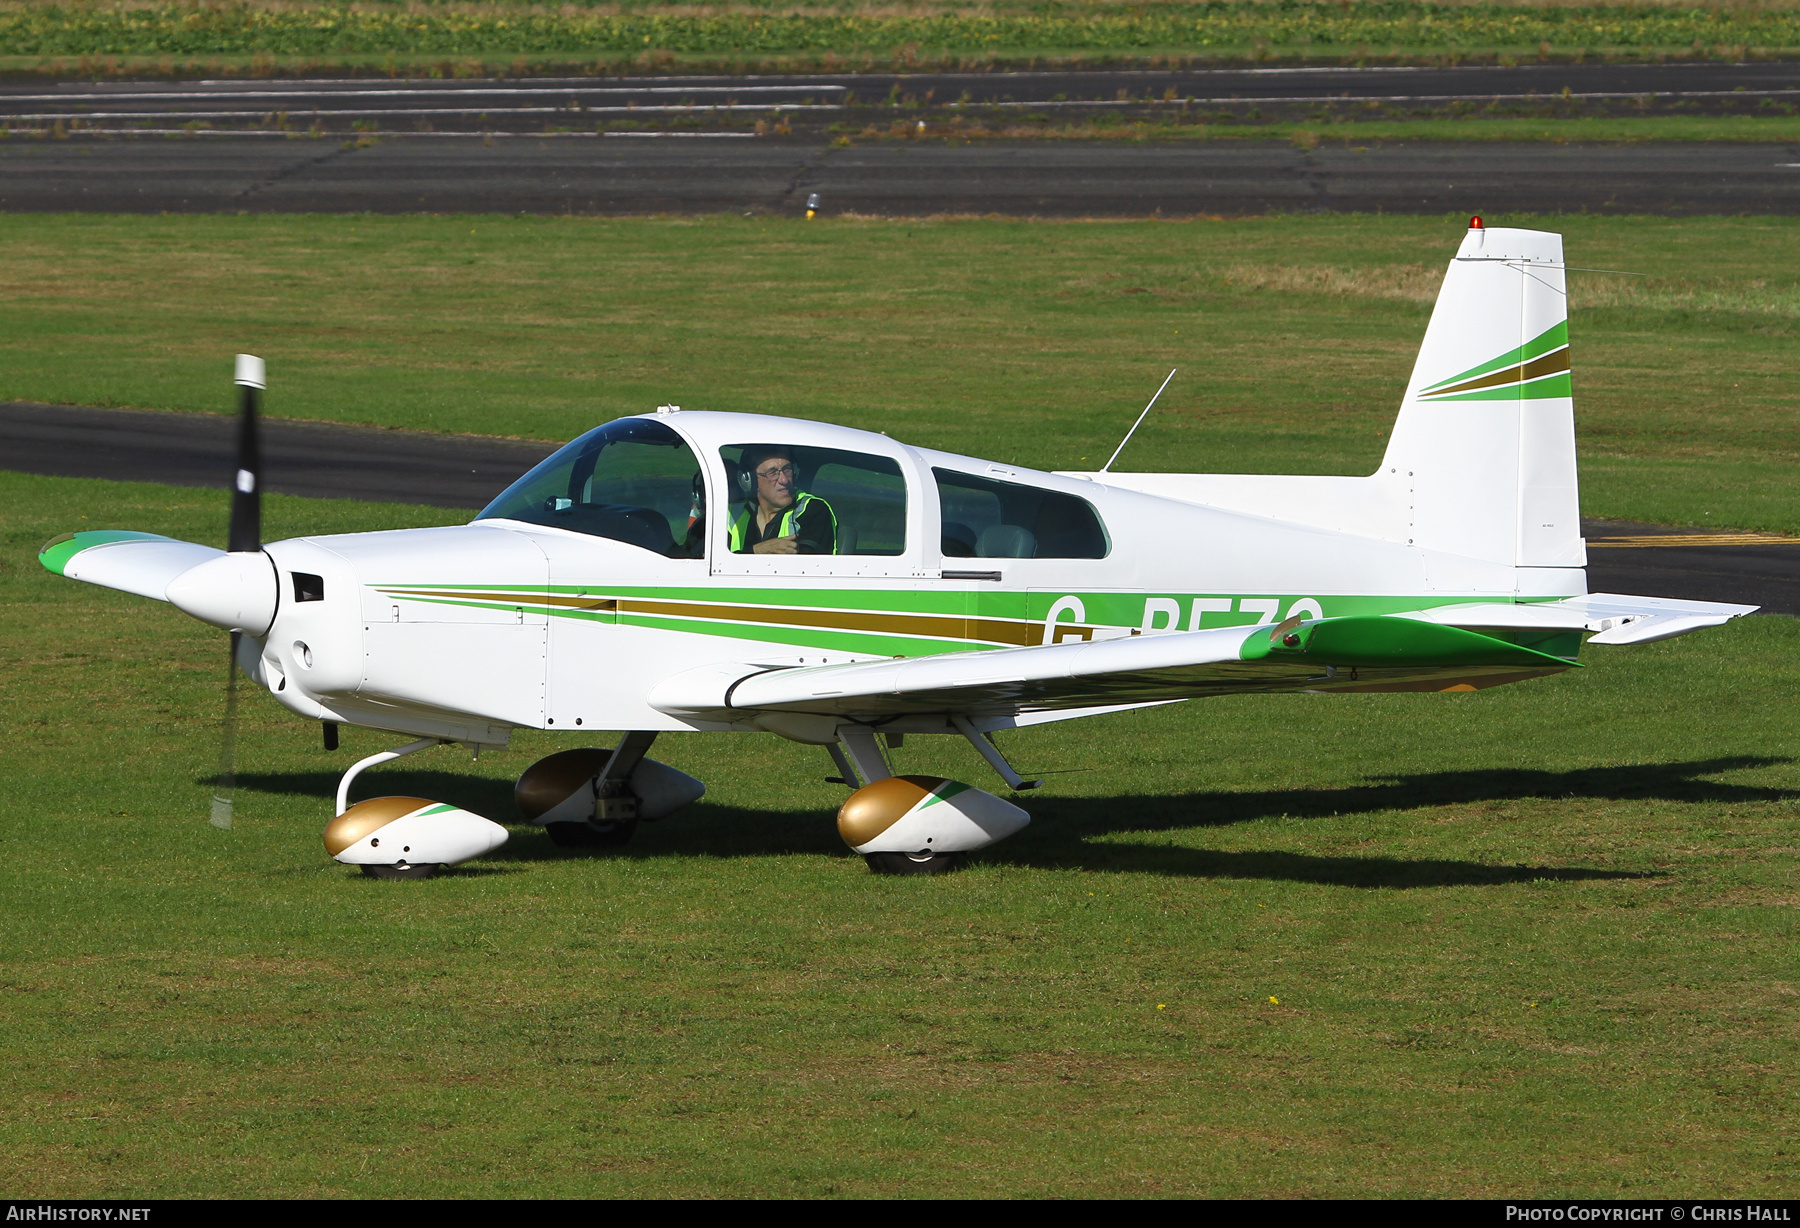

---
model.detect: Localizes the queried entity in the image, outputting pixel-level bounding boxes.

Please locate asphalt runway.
[0,401,555,511]
[6,136,1799,215]
[6,400,1793,614]
[4,60,1800,215]
[5,61,1799,133]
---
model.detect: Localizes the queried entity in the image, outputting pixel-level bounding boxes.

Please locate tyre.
[360,862,441,880]
[864,850,961,876]
[545,819,638,848]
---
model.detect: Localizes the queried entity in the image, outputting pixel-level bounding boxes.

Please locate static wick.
[1101,368,1178,474]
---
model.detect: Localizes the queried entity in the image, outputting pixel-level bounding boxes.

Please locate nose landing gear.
[360,861,444,880]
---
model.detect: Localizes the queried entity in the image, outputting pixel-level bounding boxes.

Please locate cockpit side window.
[934,468,1109,559]
[476,418,705,559]
[721,445,907,557]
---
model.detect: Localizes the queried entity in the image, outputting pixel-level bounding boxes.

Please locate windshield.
[476,418,705,558]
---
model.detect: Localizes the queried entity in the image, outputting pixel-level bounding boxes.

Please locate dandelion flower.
[1269,996,1280,1005]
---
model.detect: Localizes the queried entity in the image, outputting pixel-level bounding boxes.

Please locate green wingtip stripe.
[416,803,459,816]
[37,530,179,577]
[1422,320,1568,393]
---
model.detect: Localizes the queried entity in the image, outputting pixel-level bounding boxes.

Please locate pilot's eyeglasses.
[755,464,797,481]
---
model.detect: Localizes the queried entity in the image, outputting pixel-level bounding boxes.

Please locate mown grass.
[0,212,1795,532]
[1269,114,1800,142]
[839,113,1800,142]
[2,470,1797,1197]
[4,0,1800,77]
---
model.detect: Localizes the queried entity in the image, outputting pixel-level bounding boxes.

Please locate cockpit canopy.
[475,417,704,558]
[476,412,1110,563]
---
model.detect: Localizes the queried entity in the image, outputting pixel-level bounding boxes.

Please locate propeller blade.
[229,354,264,554]
[210,630,241,830]
[212,355,263,827]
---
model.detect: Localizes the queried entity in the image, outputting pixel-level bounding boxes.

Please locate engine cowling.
[837,775,1029,855]
[324,796,510,874]
[515,748,705,824]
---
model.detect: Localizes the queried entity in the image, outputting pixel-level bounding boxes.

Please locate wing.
[39,531,224,602]
[650,615,1581,725]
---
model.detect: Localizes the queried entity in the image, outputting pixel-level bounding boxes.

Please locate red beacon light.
[1469,215,1485,229]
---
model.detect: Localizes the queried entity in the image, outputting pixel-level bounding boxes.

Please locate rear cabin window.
[476,418,705,558]
[934,468,1109,559]
[721,445,907,556]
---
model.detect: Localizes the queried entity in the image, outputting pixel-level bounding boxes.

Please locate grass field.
[1,212,1795,532]
[5,0,1800,77]
[3,470,1798,1197]
[3,205,1796,1195]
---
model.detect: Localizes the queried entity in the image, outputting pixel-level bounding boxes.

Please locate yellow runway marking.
[1588,534,1800,548]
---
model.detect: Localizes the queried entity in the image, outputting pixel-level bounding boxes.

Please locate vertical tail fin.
[1381,223,1584,572]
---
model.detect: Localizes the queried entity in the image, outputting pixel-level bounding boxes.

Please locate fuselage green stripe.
[377,587,1581,659]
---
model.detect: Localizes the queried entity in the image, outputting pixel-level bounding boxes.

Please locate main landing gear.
[524,732,658,849]
[544,816,637,848]
[830,724,1034,875]
[514,733,706,852]
[863,849,961,876]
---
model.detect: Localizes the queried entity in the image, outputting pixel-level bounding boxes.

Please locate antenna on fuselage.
[1100,368,1177,473]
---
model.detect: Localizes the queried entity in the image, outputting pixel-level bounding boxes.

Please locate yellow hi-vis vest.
[728,492,837,553]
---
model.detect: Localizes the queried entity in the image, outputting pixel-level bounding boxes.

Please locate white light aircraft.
[40,221,1757,877]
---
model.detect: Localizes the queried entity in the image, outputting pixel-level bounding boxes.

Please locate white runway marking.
[7,127,763,138]
[3,103,841,121]
[982,88,1800,107]
[2,84,846,103]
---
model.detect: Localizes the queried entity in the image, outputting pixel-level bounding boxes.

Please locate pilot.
[729,446,837,555]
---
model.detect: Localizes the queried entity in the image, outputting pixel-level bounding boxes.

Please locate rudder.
[1380,221,1584,572]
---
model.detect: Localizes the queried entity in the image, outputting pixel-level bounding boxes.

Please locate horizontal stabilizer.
[1395,593,1757,645]
[39,531,224,602]
[1545,592,1759,645]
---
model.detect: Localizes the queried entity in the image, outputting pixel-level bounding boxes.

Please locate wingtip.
[38,529,172,575]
